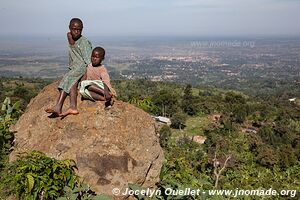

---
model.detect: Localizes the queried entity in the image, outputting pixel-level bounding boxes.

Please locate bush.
[0,151,79,199]
[0,97,22,169]
[159,125,172,148]
[171,112,187,130]
[256,145,279,167]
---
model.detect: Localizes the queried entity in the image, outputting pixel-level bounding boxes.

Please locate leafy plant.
[0,151,79,199]
[58,184,112,200]
[171,112,187,130]
[159,125,172,148]
[0,97,22,168]
[129,97,157,113]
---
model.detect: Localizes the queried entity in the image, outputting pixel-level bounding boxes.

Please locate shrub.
[171,112,187,130]
[159,125,172,148]
[0,97,22,169]
[0,151,79,199]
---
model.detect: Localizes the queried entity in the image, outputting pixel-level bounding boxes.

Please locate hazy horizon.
[1,0,300,38]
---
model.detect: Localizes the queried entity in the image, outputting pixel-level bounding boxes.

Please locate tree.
[278,144,297,168]
[256,145,279,167]
[213,151,231,188]
[152,90,180,117]
[258,125,277,145]
[231,104,247,124]
[171,112,187,130]
[224,92,246,104]
[181,84,201,115]
[159,125,172,148]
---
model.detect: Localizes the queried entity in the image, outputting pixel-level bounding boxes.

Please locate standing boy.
[45,18,92,117]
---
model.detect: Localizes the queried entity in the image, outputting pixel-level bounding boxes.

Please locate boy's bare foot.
[105,97,115,108]
[60,108,79,119]
[45,108,61,118]
[45,108,57,113]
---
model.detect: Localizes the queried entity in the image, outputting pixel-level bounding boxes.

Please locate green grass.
[172,115,210,138]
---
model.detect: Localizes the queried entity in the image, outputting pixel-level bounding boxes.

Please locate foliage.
[152,89,180,117]
[0,151,79,200]
[171,112,187,130]
[181,84,201,116]
[0,97,22,169]
[113,80,299,198]
[157,138,212,199]
[1,97,22,119]
[256,144,279,167]
[129,97,157,113]
[0,78,50,109]
[58,184,112,200]
[0,78,299,199]
[159,125,172,148]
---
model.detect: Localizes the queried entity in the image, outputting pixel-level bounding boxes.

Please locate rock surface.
[10,81,164,198]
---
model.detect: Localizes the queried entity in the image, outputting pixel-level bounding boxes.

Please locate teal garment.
[58,36,92,93]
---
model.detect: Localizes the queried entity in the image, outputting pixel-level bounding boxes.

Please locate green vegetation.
[0,77,299,199]
[0,151,79,199]
[0,77,51,110]
[0,151,111,200]
[0,97,22,168]
[115,79,299,199]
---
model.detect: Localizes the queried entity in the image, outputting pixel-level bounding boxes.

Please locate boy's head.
[69,18,83,41]
[91,47,105,67]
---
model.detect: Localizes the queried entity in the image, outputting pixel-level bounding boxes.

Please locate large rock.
[10,81,164,198]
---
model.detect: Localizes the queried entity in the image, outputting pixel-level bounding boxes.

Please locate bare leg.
[60,83,79,117]
[70,82,78,110]
[45,89,67,117]
[87,85,105,95]
[87,84,113,107]
[89,90,105,101]
[88,85,112,101]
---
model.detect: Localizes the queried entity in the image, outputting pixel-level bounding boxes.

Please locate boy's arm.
[100,67,116,97]
[67,32,75,45]
[100,68,111,90]
[103,83,111,100]
[81,39,92,65]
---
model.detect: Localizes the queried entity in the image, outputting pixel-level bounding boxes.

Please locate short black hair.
[93,47,105,58]
[69,18,83,27]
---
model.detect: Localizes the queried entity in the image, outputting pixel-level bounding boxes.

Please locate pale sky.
[0,0,300,37]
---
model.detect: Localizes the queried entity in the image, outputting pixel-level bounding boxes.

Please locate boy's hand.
[103,84,112,101]
[67,32,75,45]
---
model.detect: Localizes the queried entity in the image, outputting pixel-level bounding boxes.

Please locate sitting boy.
[79,47,116,107]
